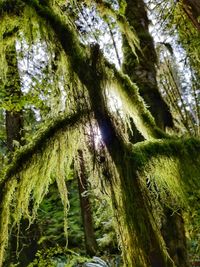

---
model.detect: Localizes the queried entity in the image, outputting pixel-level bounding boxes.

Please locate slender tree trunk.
[4,43,24,153]
[122,0,189,266]
[4,41,38,267]
[122,0,173,130]
[181,0,200,31]
[161,209,189,267]
[77,149,98,256]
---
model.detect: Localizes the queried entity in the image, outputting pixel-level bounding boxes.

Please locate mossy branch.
[1,0,167,140]
[0,110,87,189]
[131,136,200,207]
[104,60,169,139]
[0,109,86,267]
[132,136,200,184]
[20,0,167,140]
[132,136,200,165]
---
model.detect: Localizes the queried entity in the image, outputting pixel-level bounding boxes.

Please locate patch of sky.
[75,5,122,69]
[145,0,199,126]
[16,38,49,94]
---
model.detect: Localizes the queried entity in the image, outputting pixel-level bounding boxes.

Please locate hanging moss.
[131,137,200,202]
[82,44,175,266]
[0,3,48,90]
[103,61,168,139]
[1,111,87,183]
[15,0,170,142]
[101,148,175,267]
[0,178,17,267]
[0,111,87,266]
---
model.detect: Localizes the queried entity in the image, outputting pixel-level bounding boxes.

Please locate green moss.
[131,137,200,209]
[0,111,86,182]
[107,153,174,267]
[0,178,17,267]
[27,246,90,267]
[103,62,168,140]
[0,111,86,265]
[19,0,169,142]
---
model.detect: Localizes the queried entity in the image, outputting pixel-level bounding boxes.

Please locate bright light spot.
[86,123,102,149]
[106,88,124,116]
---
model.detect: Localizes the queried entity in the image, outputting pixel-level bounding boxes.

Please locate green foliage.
[185,193,200,262]
[67,179,84,249]
[37,184,68,247]
[37,179,85,250]
[27,246,90,267]
[93,195,117,252]
[0,121,82,266]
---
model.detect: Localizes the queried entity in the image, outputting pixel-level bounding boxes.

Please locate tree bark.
[161,209,189,267]
[77,149,98,256]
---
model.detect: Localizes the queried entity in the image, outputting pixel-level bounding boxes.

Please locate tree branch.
[21,0,167,140]
[0,110,87,186]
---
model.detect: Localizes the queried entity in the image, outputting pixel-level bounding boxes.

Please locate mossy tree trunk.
[122,0,189,266]
[122,0,173,131]
[77,149,98,256]
[4,42,24,154]
[4,40,38,267]
[86,44,174,266]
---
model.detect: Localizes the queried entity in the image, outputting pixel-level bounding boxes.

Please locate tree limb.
[0,110,88,186]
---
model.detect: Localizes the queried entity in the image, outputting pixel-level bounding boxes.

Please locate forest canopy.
[0,0,199,266]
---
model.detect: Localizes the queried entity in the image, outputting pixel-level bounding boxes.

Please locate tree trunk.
[77,149,98,256]
[122,0,189,266]
[4,42,24,153]
[181,0,200,31]
[87,44,174,266]
[4,41,38,267]
[122,0,173,130]
[161,209,189,267]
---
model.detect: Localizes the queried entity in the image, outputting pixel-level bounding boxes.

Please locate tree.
[0,1,199,266]
[4,42,24,153]
[181,0,200,31]
[77,149,98,256]
[122,1,189,266]
[2,35,41,267]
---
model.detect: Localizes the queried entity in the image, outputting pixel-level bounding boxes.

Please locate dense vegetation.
[0,0,199,266]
